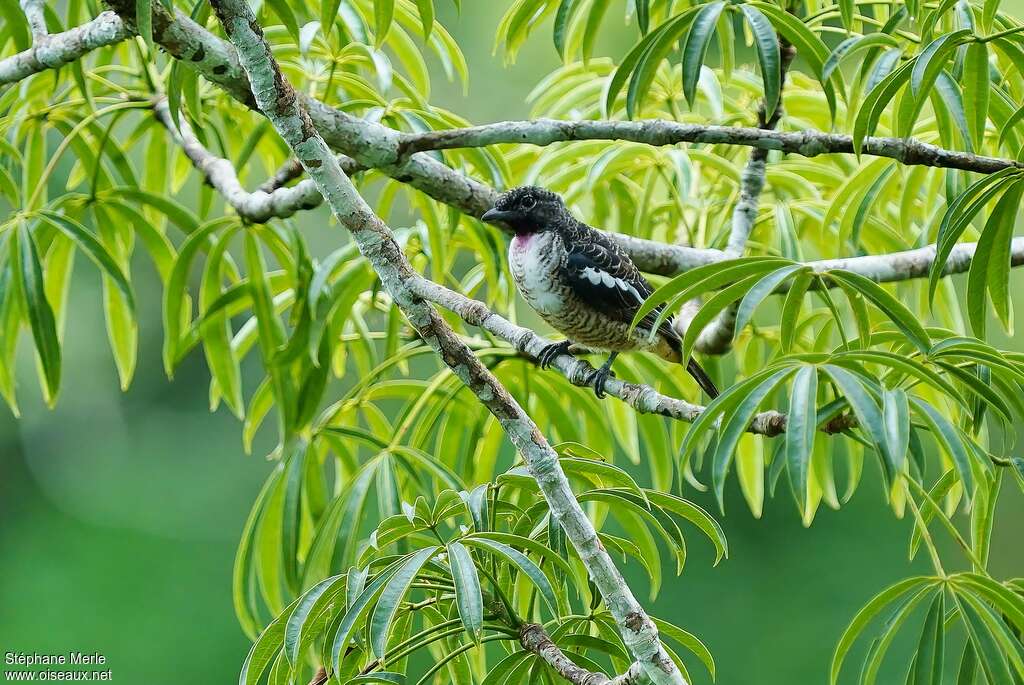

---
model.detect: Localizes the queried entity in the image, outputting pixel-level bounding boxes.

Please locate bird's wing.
[563,235,675,340]
[564,229,720,398]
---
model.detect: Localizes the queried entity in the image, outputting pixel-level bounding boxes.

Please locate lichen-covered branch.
[20,0,49,39]
[0,11,130,86]
[258,157,305,192]
[520,624,646,685]
[398,118,1024,176]
[207,2,685,683]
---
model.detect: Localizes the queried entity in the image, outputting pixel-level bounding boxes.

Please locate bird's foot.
[537,340,572,369]
[586,365,616,399]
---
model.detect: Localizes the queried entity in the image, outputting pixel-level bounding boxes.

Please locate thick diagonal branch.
[206,2,686,683]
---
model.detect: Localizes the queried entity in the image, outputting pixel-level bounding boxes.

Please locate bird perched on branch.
[482,186,719,400]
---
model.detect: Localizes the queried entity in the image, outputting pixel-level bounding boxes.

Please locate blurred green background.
[2,3,1024,684]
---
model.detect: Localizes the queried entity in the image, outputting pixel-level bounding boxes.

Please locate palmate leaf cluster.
[235,439,722,685]
[2,0,1024,683]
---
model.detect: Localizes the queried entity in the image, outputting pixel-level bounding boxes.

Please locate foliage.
[1,0,1024,683]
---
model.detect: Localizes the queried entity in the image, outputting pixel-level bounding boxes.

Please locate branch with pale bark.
[155,88,1019,437]
[0,11,129,86]
[11,5,1023,286]
[205,2,684,684]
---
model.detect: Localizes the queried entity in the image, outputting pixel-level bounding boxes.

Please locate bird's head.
[481,186,567,235]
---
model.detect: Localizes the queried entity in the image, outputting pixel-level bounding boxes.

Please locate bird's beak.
[481,208,518,224]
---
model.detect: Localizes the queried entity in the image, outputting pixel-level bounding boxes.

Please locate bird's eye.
[521,195,537,210]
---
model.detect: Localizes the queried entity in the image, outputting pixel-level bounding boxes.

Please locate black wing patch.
[563,239,675,340]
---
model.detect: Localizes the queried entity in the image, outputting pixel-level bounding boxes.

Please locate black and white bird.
[482,186,719,399]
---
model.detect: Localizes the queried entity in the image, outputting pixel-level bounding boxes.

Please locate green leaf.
[283,574,344,665]
[830,577,938,685]
[740,5,781,117]
[652,617,715,681]
[447,541,484,642]
[963,41,990,149]
[36,211,135,312]
[681,2,725,107]
[787,365,818,510]
[369,546,439,658]
[265,0,300,42]
[822,365,895,476]
[328,559,403,673]
[14,223,60,404]
[461,537,559,615]
[956,592,1015,685]
[375,0,396,46]
[238,596,297,685]
[136,0,152,46]
[415,0,434,38]
[913,590,945,685]
[911,398,977,497]
[826,271,931,354]
[882,387,910,471]
[643,489,728,564]
[929,168,1022,303]
[467,532,576,580]
[163,217,234,376]
[967,180,1023,336]
[852,60,915,155]
[552,0,578,57]
[712,368,795,509]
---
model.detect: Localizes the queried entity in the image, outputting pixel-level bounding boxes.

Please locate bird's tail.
[659,324,720,399]
[686,357,719,399]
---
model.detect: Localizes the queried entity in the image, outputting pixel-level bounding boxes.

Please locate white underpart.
[581,266,642,302]
[510,233,563,314]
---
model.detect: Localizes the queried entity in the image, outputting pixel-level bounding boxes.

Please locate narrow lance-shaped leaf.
[369,546,439,659]
[740,5,781,118]
[680,2,726,107]
[447,541,484,642]
[786,365,818,510]
[14,223,60,403]
[963,41,990,150]
[882,387,910,472]
[461,537,560,615]
[913,589,945,685]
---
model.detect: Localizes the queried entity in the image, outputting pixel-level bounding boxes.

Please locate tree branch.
[0,11,130,86]
[153,86,1023,434]
[152,98,362,221]
[397,118,1024,176]
[154,88,1024,293]
[98,0,1024,283]
[206,2,685,684]
[407,242,864,438]
[520,624,647,685]
[258,156,305,192]
[20,0,49,40]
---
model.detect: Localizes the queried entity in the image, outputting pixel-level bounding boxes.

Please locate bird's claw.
[537,340,572,369]
[587,366,616,399]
